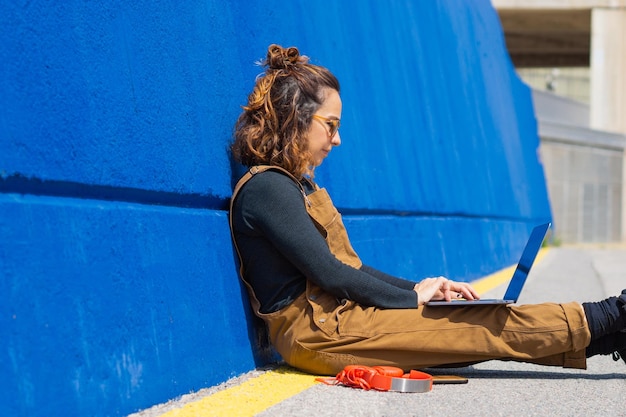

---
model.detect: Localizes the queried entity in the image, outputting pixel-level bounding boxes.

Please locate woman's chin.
[314,155,329,166]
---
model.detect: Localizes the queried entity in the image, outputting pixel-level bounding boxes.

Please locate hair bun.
[265,44,308,70]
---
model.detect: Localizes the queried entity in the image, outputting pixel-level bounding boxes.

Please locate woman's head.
[232,44,341,178]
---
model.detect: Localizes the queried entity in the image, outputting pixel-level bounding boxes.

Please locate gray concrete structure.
[534,90,625,243]
[492,0,626,242]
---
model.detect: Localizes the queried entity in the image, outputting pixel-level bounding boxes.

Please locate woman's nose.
[331,132,341,146]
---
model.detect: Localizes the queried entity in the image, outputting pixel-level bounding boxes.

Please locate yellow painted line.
[150,248,551,417]
[157,366,320,417]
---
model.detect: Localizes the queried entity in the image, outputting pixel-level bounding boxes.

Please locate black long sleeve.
[232,170,418,312]
[360,264,416,291]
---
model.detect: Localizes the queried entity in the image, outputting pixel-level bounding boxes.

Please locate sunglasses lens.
[314,115,340,137]
[330,121,339,136]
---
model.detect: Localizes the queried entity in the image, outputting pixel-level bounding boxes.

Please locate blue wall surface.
[1,1,551,415]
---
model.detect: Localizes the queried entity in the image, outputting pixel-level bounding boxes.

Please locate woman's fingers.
[415,277,482,304]
[442,278,453,301]
[451,282,480,300]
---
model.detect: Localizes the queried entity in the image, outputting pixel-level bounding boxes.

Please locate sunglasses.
[312,114,341,138]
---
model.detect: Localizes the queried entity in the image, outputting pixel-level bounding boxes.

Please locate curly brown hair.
[232,44,340,178]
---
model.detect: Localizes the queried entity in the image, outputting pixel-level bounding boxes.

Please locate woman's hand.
[413,277,480,306]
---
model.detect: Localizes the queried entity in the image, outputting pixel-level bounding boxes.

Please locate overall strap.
[230,165,309,208]
[228,165,309,282]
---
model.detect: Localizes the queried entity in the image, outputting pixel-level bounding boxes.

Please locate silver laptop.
[426,222,551,306]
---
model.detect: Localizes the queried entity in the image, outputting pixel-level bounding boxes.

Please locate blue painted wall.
[1,1,550,415]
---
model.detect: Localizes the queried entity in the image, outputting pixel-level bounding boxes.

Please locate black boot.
[582,289,626,340]
[586,331,626,364]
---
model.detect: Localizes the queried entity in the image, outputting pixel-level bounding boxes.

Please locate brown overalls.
[230,166,591,375]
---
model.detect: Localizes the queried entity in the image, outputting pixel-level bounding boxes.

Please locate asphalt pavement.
[258,245,626,417]
[136,245,626,417]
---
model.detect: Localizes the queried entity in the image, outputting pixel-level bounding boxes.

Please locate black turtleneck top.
[231,169,418,313]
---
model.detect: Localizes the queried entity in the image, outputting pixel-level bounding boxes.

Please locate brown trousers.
[230,166,591,376]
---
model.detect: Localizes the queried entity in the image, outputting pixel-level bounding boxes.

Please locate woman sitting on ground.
[229,44,626,375]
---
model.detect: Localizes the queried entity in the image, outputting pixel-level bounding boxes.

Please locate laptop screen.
[502,223,551,302]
